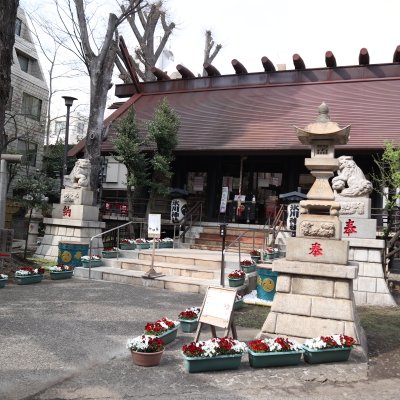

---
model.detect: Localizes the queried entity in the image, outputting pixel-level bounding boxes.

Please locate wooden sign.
[195,286,238,341]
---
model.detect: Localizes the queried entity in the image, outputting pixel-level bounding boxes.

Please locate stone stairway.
[191,226,269,252]
[74,248,257,294]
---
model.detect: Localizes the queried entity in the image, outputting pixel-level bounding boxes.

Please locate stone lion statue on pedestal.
[64,159,91,188]
[331,155,373,197]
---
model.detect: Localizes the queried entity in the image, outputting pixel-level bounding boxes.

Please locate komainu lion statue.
[331,155,373,197]
[64,159,91,188]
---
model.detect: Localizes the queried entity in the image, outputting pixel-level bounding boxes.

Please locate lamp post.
[61,96,77,189]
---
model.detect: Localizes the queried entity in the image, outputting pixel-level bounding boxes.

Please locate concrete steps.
[73,248,257,294]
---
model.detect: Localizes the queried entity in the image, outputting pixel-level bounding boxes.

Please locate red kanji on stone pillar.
[309,242,323,256]
[343,219,357,236]
[63,206,72,217]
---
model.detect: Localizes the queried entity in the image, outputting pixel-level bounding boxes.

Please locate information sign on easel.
[143,214,163,278]
[194,286,238,341]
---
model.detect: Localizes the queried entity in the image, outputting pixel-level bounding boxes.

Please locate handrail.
[88,220,135,280]
[173,201,203,244]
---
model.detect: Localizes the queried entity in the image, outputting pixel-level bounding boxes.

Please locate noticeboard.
[199,286,237,329]
[147,213,161,239]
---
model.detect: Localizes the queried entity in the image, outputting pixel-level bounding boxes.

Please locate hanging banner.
[219,186,229,213]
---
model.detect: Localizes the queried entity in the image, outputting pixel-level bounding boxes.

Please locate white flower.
[0,274,8,279]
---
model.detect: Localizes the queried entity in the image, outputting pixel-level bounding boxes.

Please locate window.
[5,87,13,111]
[22,93,42,121]
[17,139,38,167]
[17,51,29,73]
[15,18,22,36]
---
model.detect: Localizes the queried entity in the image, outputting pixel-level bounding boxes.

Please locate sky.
[20,0,400,123]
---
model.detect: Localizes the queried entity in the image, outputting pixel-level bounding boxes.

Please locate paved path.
[0,278,398,400]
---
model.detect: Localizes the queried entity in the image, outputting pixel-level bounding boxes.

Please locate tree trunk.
[0,0,19,147]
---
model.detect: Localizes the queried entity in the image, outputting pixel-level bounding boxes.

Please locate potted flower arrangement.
[14,267,45,285]
[234,293,244,310]
[144,317,179,344]
[249,249,261,263]
[247,337,303,368]
[0,273,8,288]
[303,334,356,364]
[240,259,256,273]
[119,238,136,250]
[134,238,150,250]
[178,306,201,333]
[181,337,248,373]
[127,335,165,367]
[49,264,74,280]
[264,247,274,261]
[159,237,173,249]
[101,247,119,258]
[80,254,102,268]
[227,269,246,287]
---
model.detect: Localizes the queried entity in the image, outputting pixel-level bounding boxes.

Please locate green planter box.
[119,243,136,250]
[241,264,256,273]
[81,259,103,268]
[228,277,245,287]
[303,346,352,364]
[102,251,119,258]
[50,271,73,280]
[15,274,43,285]
[135,243,151,250]
[233,299,244,310]
[250,255,261,264]
[264,253,274,261]
[146,326,178,345]
[178,319,199,333]
[182,353,243,373]
[0,278,8,288]
[159,242,173,249]
[248,349,303,368]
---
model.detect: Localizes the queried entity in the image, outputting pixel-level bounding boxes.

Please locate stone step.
[202,226,267,238]
[193,238,262,250]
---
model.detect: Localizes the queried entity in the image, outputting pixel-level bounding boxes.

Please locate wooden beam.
[393,45,400,63]
[118,36,141,93]
[293,53,306,70]
[232,59,248,74]
[325,51,337,68]
[203,63,221,76]
[177,64,196,78]
[261,56,276,72]
[359,48,370,65]
[151,67,171,81]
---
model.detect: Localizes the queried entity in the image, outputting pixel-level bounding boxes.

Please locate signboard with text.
[148,214,161,238]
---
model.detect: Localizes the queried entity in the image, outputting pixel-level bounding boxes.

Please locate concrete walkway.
[0,278,397,400]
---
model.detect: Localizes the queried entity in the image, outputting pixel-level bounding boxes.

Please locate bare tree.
[0,0,19,149]
[202,30,222,77]
[117,0,175,82]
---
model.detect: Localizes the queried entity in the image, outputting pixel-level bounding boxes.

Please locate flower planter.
[303,346,352,364]
[131,350,164,367]
[15,274,43,285]
[274,250,280,259]
[182,353,243,373]
[250,255,261,264]
[233,299,244,310]
[159,241,173,249]
[50,271,73,280]
[241,264,256,273]
[228,277,245,287]
[264,252,274,261]
[101,251,119,258]
[0,278,8,288]
[81,259,103,268]
[248,349,303,368]
[147,326,179,345]
[178,319,199,333]
[119,243,136,250]
[135,243,151,250]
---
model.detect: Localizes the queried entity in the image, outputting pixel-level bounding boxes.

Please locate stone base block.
[336,196,371,219]
[61,188,93,206]
[286,237,349,264]
[339,217,377,239]
[52,204,100,221]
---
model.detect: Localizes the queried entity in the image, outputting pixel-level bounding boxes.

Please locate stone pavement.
[0,278,398,400]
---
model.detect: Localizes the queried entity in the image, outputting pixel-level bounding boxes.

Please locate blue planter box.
[102,251,119,258]
[0,278,8,288]
[248,349,303,368]
[182,353,243,373]
[81,260,103,268]
[135,243,151,250]
[15,274,43,285]
[241,264,256,273]
[146,326,178,345]
[228,277,245,287]
[303,346,352,364]
[159,242,173,248]
[50,271,73,280]
[178,319,199,333]
[119,243,136,250]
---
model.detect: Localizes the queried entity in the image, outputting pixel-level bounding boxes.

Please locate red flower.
[182,342,203,357]
[178,310,198,320]
[248,339,270,353]
[228,270,245,279]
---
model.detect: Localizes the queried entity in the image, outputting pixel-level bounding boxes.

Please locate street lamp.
[61,96,77,189]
